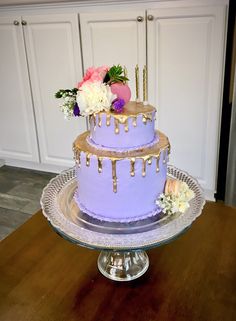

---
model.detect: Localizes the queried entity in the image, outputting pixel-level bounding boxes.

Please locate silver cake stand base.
[41,166,205,281]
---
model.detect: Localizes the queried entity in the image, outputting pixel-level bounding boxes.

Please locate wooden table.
[0,202,236,321]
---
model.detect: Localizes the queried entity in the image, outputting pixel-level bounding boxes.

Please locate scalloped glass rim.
[40,166,205,250]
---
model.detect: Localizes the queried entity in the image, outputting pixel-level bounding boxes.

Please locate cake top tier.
[88,101,157,150]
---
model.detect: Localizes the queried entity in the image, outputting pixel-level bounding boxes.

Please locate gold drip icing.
[156,155,160,172]
[114,118,120,134]
[101,102,155,129]
[86,153,91,167]
[148,157,152,165]
[124,119,129,132]
[90,102,155,133]
[112,160,117,193]
[142,159,147,177]
[106,114,111,126]
[76,150,81,168]
[130,158,135,177]
[90,114,96,131]
[73,131,170,192]
[98,157,103,173]
[163,149,168,164]
[98,114,102,127]
[132,116,137,127]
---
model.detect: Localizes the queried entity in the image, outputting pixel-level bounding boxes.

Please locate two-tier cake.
[55,65,193,222]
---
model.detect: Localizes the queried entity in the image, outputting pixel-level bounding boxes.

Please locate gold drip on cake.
[114,118,120,134]
[130,158,135,177]
[90,114,97,131]
[156,154,160,172]
[97,157,103,173]
[142,158,147,177]
[86,153,91,166]
[98,114,102,127]
[132,116,137,127]
[95,102,155,133]
[76,150,81,168]
[73,131,171,192]
[163,149,168,164]
[111,160,117,193]
[106,114,111,126]
[124,119,129,132]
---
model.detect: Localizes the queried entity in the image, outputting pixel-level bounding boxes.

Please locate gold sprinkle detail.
[112,160,117,193]
[130,158,135,177]
[142,115,147,125]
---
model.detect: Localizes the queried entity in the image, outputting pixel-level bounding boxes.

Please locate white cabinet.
[147,5,227,200]
[0,13,86,170]
[0,17,39,162]
[80,4,227,199]
[80,11,146,100]
[23,14,86,167]
[0,1,228,193]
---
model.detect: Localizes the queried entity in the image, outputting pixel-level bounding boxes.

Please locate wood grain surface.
[0,202,236,321]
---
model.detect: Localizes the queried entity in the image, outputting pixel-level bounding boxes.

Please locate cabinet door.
[80,11,146,100]
[0,17,39,162]
[147,5,227,200]
[23,14,86,167]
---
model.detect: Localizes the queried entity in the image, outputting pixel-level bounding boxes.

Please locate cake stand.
[40,166,205,281]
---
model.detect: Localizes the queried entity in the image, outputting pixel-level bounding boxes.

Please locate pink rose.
[77,65,109,88]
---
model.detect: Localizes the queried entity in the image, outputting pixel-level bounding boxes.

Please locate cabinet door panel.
[0,17,39,161]
[23,14,85,167]
[148,6,226,199]
[80,11,146,100]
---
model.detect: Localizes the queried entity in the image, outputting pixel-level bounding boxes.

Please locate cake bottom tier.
[74,150,168,222]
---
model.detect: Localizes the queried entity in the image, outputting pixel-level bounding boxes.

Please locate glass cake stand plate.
[40,165,205,281]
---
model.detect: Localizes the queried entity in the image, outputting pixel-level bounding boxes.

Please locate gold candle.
[135,64,139,102]
[143,65,148,104]
[124,66,128,83]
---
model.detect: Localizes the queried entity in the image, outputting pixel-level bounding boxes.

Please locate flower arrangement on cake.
[55,65,131,119]
[156,179,195,215]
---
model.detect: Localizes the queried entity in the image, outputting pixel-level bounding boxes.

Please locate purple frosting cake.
[73,101,170,222]
[55,64,171,222]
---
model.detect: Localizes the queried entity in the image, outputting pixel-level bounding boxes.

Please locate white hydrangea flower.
[76,82,116,116]
[60,96,76,120]
[156,181,195,215]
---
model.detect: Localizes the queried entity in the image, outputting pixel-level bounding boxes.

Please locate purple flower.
[73,102,80,117]
[112,98,125,113]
